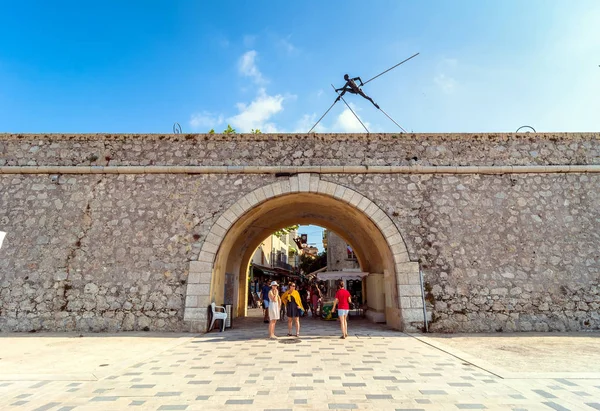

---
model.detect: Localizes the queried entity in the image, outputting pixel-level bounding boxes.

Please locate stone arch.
[183,173,424,332]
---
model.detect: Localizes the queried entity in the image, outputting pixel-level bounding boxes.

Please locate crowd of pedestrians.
[257,279,352,339]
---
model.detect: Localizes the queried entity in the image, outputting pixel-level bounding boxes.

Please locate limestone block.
[298,173,310,192]
[349,191,364,207]
[364,202,379,219]
[198,250,215,263]
[371,209,388,226]
[188,271,211,284]
[341,188,355,203]
[222,208,239,224]
[215,215,231,230]
[395,272,409,285]
[401,308,428,322]
[189,261,212,274]
[410,296,424,308]
[333,185,346,200]
[387,233,403,247]
[262,183,275,199]
[271,182,283,197]
[397,261,420,274]
[185,295,199,307]
[184,308,208,321]
[381,221,398,238]
[244,191,259,207]
[356,196,371,211]
[279,179,291,194]
[237,195,252,213]
[229,202,244,219]
[201,241,218,255]
[317,180,336,197]
[308,174,320,192]
[289,175,299,192]
[407,272,422,285]
[253,186,267,202]
[398,284,422,297]
[187,320,208,333]
[186,283,210,296]
[209,223,226,238]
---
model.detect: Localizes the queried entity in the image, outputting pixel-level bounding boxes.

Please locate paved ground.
[1,309,599,411]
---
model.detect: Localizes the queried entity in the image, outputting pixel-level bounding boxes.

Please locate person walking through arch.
[281,282,305,337]
[331,280,352,339]
[335,74,380,109]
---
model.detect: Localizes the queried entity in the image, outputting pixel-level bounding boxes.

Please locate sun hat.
[270,281,278,286]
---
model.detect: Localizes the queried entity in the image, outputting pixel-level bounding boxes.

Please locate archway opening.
[184,175,424,333]
[213,193,398,327]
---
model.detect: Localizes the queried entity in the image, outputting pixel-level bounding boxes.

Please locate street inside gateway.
[1,313,599,410]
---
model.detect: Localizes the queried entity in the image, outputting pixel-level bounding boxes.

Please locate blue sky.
[297,225,325,253]
[1,1,599,134]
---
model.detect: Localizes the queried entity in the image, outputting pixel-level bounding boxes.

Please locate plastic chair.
[210,302,228,332]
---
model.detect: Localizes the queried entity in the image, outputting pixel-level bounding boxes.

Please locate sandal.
[296,334,300,337]
[287,333,292,336]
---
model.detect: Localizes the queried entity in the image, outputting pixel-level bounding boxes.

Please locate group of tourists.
[260,280,351,339]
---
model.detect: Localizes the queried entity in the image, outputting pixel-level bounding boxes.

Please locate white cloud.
[294,113,326,133]
[189,111,224,130]
[441,58,458,67]
[228,88,285,132]
[238,50,266,85]
[277,36,296,54]
[434,74,457,94]
[332,105,371,132]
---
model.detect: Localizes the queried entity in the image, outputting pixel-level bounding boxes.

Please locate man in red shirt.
[331,280,352,339]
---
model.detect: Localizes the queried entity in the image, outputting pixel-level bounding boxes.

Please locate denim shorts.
[337,309,349,317]
[263,300,269,308]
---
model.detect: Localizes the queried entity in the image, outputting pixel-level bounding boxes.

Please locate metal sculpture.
[308,52,419,133]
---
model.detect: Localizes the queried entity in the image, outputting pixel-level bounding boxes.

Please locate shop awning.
[316,271,369,281]
[252,264,279,277]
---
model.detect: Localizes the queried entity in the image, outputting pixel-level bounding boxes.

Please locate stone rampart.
[1,133,598,167]
[0,133,598,333]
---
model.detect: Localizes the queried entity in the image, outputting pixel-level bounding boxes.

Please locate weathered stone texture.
[0,173,268,331]
[1,133,599,333]
[325,173,600,332]
[1,133,598,167]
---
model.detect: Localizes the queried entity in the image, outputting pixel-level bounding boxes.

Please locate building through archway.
[184,174,424,333]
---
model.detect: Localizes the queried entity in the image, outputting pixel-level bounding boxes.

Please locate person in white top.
[268,281,282,339]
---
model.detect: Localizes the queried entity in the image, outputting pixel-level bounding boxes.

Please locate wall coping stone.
[2,165,599,174]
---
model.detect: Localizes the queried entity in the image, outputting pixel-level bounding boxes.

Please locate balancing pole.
[308,99,338,133]
[363,52,420,85]
[377,106,407,133]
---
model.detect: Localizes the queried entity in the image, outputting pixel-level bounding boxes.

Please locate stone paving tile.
[2,315,600,411]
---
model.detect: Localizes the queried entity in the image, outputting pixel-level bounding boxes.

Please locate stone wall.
[1,133,599,333]
[325,172,600,332]
[327,231,360,271]
[1,133,598,167]
[0,173,269,331]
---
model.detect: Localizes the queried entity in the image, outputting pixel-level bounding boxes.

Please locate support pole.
[378,107,407,133]
[308,99,338,133]
[419,269,429,333]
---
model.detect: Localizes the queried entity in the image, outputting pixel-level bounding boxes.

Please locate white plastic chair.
[210,302,228,332]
